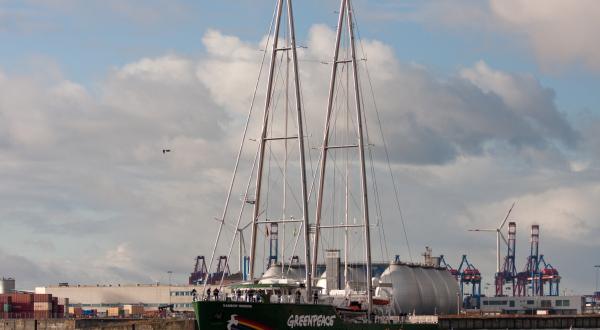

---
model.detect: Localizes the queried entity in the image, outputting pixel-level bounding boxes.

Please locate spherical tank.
[439,268,460,313]
[378,263,422,314]
[377,263,459,315]
[430,268,450,312]
[414,267,436,313]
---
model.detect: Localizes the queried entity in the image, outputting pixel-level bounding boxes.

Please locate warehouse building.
[481,295,583,315]
[36,283,217,313]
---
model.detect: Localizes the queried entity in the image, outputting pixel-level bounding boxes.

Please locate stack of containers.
[82,309,97,317]
[0,295,12,318]
[33,293,52,319]
[51,297,58,318]
[9,293,33,318]
[107,306,124,317]
[57,297,69,318]
[123,304,144,317]
[68,306,83,317]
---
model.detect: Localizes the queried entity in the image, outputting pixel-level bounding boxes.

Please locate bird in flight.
[162,149,171,154]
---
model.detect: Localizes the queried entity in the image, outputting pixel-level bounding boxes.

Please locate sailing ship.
[194,0,452,328]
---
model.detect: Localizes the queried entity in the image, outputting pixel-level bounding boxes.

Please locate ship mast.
[248,0,313,299]
[313,0,373,318]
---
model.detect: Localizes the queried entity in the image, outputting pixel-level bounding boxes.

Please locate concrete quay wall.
[439,314,600,329]
[0,319,197,330]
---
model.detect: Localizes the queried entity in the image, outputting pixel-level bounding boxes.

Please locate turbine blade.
[499,201,516,230]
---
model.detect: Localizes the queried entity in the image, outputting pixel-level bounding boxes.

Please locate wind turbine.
[469,202,516,273]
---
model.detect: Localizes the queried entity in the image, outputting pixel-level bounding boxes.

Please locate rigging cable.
[352,9,413,261]
[207,1,278,293]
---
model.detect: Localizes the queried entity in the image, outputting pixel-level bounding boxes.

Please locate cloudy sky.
[1,0,599,295]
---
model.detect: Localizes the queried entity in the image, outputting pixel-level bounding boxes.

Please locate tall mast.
[313,0,373,317]
[248,0,312,298]
[286,0,313,298]
[312,0,346,287]
[248,0,283,284]
[347,0,374,317]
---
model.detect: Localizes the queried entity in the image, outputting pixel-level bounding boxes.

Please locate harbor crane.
[516,225,561,296]
[495,222,517,296]
[457,255,482,309]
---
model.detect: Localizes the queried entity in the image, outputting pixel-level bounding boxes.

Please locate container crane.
[457,254,482,309]
[516,224,541,296]
[190,256,231,285]
[495,222,517,296]
[538,255,560,296]
[439,254,460,279]
[189,256,208,285]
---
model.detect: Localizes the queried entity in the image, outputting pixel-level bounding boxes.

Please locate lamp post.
[167,270,173,306]
[594,265,600,293]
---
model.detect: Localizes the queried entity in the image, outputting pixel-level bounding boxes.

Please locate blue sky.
[2,0,598,113]
[1,0,600,296]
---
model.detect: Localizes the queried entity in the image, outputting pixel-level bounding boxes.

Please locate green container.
[3,303,11,313]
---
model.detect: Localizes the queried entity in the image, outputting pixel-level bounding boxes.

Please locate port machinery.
[515,225,561,296]
[189,255,231,285]
[439,255,459,279]
[495,222,517,296]
[457,255,482,309]
[438,254,481,308]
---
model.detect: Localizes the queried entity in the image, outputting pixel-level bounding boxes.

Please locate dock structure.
[439,314,600,329]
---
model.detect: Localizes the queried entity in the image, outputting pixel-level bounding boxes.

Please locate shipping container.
[34,302,52,311]
[3,303,10,313]
[33,294,51,303]
[123,304,144,316]
[33,310,51,319]
[0,295,12,304]
[9,293,33,304]
[68,306,83,316]
[107,306,124,317]
[82,309,97,317]
[10,302,33,312]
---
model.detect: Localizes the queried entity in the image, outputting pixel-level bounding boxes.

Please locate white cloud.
[412,0,600,72]
[117,56,196,84]
[0,25,598,293]
[490,0,600,71]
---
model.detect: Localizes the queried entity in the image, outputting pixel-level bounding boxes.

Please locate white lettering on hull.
[286,314,336,328]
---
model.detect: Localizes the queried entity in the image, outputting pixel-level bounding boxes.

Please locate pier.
[0,318,196,330]
[439,314,600,329]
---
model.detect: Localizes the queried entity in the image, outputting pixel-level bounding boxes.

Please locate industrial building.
[0,278,15,294]
[481,295,583,315]
[36,283,210,313]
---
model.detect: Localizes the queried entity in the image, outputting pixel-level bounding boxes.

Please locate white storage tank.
[376,263,459,315]
[259,264,303,283]
[0,278,15,294]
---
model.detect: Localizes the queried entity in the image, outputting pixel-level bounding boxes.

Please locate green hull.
[194,300,438,330]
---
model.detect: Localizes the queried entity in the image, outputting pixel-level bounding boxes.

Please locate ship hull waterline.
[194,300,438,330]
